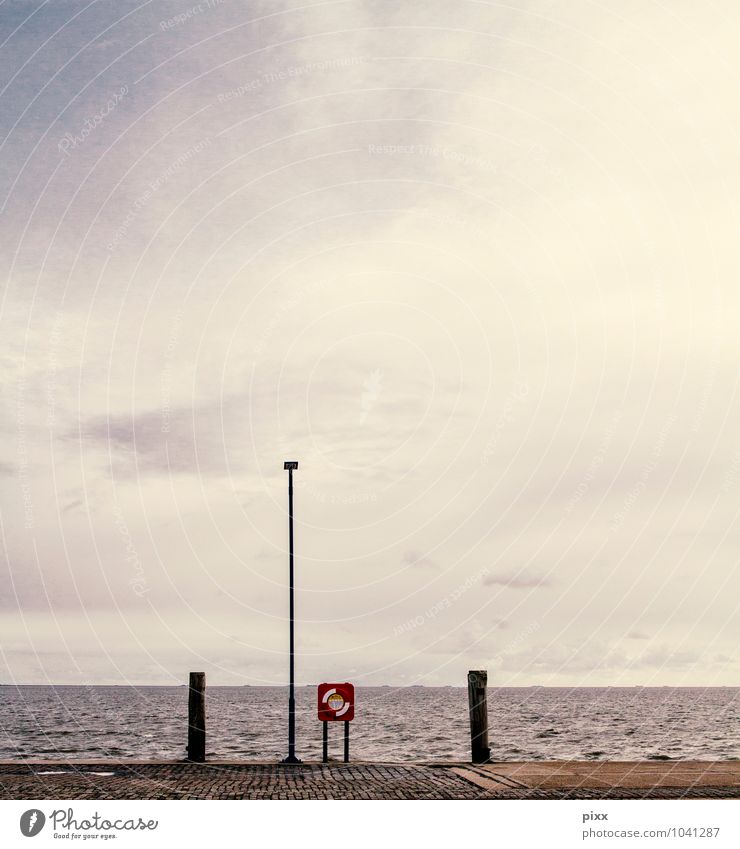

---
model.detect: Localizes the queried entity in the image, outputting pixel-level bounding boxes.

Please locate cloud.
[483,571,552,589]
[402,550,438,569]
[72,400,245,478]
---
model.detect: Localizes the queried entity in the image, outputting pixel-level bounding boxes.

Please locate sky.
[1,0,739,687]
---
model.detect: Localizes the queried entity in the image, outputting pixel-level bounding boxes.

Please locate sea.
[1,686,737,762]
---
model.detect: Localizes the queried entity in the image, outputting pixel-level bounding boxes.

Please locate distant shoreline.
[2,683,737,689]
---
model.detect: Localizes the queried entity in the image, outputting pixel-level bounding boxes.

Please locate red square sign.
[318,682,355,721]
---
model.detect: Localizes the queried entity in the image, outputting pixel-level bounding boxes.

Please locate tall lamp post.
[282,460,301,764]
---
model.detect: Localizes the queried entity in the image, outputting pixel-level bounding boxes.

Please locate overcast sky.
[1,0,739,686]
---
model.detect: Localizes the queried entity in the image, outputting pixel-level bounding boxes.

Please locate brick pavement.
[0,761,738,800]
[0,763,475,800]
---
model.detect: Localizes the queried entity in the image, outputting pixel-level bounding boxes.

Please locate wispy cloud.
[402,550,438,569]
[483,572,552,589]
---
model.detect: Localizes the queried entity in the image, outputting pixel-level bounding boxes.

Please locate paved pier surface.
[1,761,738,800]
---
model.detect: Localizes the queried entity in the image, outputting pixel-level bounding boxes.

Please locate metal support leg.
[343,721,349,763]
[322,721,328,763]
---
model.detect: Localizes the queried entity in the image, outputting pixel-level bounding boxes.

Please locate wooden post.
[468,669,490,764]
[187,672,206,762]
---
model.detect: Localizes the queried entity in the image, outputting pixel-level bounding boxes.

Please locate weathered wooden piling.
[467,669,491,764]
[187,672,206,762]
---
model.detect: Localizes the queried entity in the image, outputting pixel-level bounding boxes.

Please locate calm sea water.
[1,686,737,762]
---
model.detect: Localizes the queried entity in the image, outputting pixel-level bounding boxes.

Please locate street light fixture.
[282,460,301,763]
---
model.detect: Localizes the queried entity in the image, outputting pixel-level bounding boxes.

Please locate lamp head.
[283,461,299,470]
